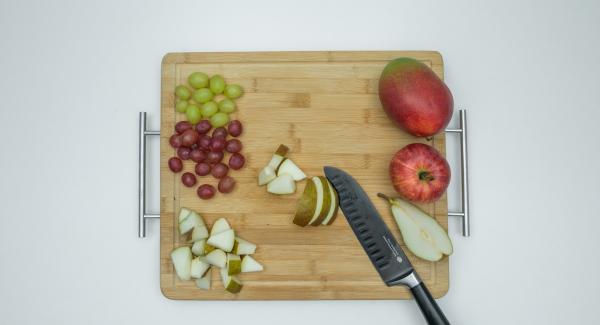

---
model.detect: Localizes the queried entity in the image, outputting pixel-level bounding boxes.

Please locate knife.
[324,166,450,325]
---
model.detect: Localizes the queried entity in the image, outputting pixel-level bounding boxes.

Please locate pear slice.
[210,217,231,236]
[195,268,212,290]
[379,193,453,262]
[178,207,192,224]
[232,237,256,255]
[293,180,317,226]
[241,255,264,273]
[267,174,296,195]
[189,225,209,242]
[179,212,205,235]
[220,267,243,294]
[309,176,331,226]
[276,158,306,181]
[226,253,242,275]
[170,246,192,281]
[191,239,206,256]
[207,228,235,252]
[190,256,211,278]
[204,249,227,268]
[321,178,340,225]
[258,165,277,186]
[266,144,290,170]
[204,243,216,255]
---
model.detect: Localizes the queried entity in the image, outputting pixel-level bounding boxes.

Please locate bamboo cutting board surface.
[160,51,449,300]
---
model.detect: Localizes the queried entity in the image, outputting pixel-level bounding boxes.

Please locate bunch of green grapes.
[174,72,244,127]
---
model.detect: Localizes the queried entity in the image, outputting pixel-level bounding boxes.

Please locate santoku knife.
[324,166,450,325]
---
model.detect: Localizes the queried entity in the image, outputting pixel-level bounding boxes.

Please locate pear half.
[241,255,264,273]
[190,256,210,278]
[226,253,242,275]
[210,217,231,236]
[204,249,227,268]
[276,158,306,181]
[207,228,235,252]
[195,268,212,290]
[321,178,340,225]
[232,237,257,255]
[170,246,192,281]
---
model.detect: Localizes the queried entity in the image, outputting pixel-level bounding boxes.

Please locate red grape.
[228,153,245,170]
[197,184,216,199]
[211,162,229,179]
[228,120,242,137]
[175,121,192,134]
[212,127,228,139]
[210,136,226,152]
[225,139,242,153]
[168,157,183,172]
[181,129,199,147]
[195,162,211,176]
[206,151,224,164]
[195,120,212,134]
[177,147,191,160]
[181,172,197,187]
[169,134,182,148]
[198,135,211,150]
[190,149,206,163]
[218,176,236,193]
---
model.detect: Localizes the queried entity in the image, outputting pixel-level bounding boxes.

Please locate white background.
[1,0,599,324]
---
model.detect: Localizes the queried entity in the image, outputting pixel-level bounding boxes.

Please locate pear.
[266,144,289,170]
[178,207,192,224]
[379,193,453,262]
[258,165,277,186]
[189,225,209,242]
[276,158,306,181]
[226,253,242,275]
[179,211,205,235]
[293,180,317,226]
[191,239,206,256]
[204,243,216,255]
[170,246,192,281]
[190,256,210,278]
[241,255,264,273]
[232,237,256,255]
[204,249,227,268]
[267,174,296,195]
[195,268,212,290]
[208,228,235,252]
[220,267,243,294]
[309,176,331,226]
[321,178,340,225]
[210,217,231,236]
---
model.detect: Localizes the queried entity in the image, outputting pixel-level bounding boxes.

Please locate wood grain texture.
[160,51,449,300]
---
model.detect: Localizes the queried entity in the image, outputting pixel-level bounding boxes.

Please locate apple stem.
[418,171,434,181]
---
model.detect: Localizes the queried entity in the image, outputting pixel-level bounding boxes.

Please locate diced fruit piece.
[210,112,230,128]
[309,177,331,226]
[170,246,192,281]
[175,85,191,100]
[293,180,317,227]
[267,144,289,170]
[379,193,453,262]
[232,237,256,255]
[179,211,205,235]
[224,84,243,99]
[188,72,209,89]
[190,225,209,242]
[204,249,226,268]
[210,218,231,235]
[226,253,242,275]
[321,178,340,225]
[178,207,192,224]
[191,239,206,256]
[276,158,306,181]
[241,255,264,273]
[220,267,243,293]
[192,88,213,104]
[258,165,276,186]
[204,244,216,254]
[207,229,235,252]
[209,75,226,94]
[195,268,212,290]
[267,174,296,195]
[190,256,211,278]
[218,176,236,193]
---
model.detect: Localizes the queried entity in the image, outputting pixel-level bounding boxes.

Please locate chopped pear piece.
[321,178,340,225]
[190,257,210,278]
[309,176,331,226]
[195,268,212,290]
[191,239,206,256]
[210,217,231,236]
[207,228,235,252]
[178,207,192,224]
[170,246,192,281]
[189,225,209,242]
[267,174,296,195]
[179,212,205,235]
[241,255,264,273]
[220,267,243,294]
[266,144,289,170]
[204,249,227,268]
[276,158,306,181]
[232,237,256,255]
[293,180,317,226]
[227,253,242,275]
[204,243,216,255]
[258,165,277,186]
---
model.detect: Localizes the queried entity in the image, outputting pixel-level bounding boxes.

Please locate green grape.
[224,84,243,99]
[186,104,202,124]
[193,88,213,103]
[201,101,218,117]
[188,72,209,89]
[218,98,236,113]
[175,100,188,113]
[210,112,230,128]
[209,75,226,94]
[175,85,191,100]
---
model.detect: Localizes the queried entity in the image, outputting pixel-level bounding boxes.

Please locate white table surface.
[1,0,599,324]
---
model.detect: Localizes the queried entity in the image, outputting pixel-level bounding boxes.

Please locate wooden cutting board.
[160,51,449,300]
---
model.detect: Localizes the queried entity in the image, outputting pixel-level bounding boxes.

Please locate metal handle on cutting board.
[136,109,471,238]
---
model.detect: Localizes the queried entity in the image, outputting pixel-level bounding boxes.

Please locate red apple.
[389,143,450,203]
[379,57,453,137]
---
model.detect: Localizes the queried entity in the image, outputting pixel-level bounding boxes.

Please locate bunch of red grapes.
[167,119,245,199]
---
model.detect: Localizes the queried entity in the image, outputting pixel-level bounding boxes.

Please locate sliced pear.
[210,217,231,236]
[226,253,242,275]
[293,180,317,226]
[170,246,192,281]
[266,144,289,170]
[195,268,212,290]
[321,178,340,225]
[189,225,209,242]
[179,212,205,235]
[220,267,243,294]
[204,243,216,255]
[309,176,331,226]
[258,165,277,186]
[190,256,211,278]
[232,237,256,255]
[241,255,264,273]
[267,174,296,195]
[204,249,227,268]
[207,228,235,252]
[276,158,306,181]
[178,207,192,224]
[379,193,453,262]
[191,239,206,256]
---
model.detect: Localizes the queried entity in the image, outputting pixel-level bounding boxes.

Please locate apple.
[378,57,453,137]
[389,143,450,203]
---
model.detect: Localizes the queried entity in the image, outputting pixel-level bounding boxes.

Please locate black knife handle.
[410,282,451,325]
